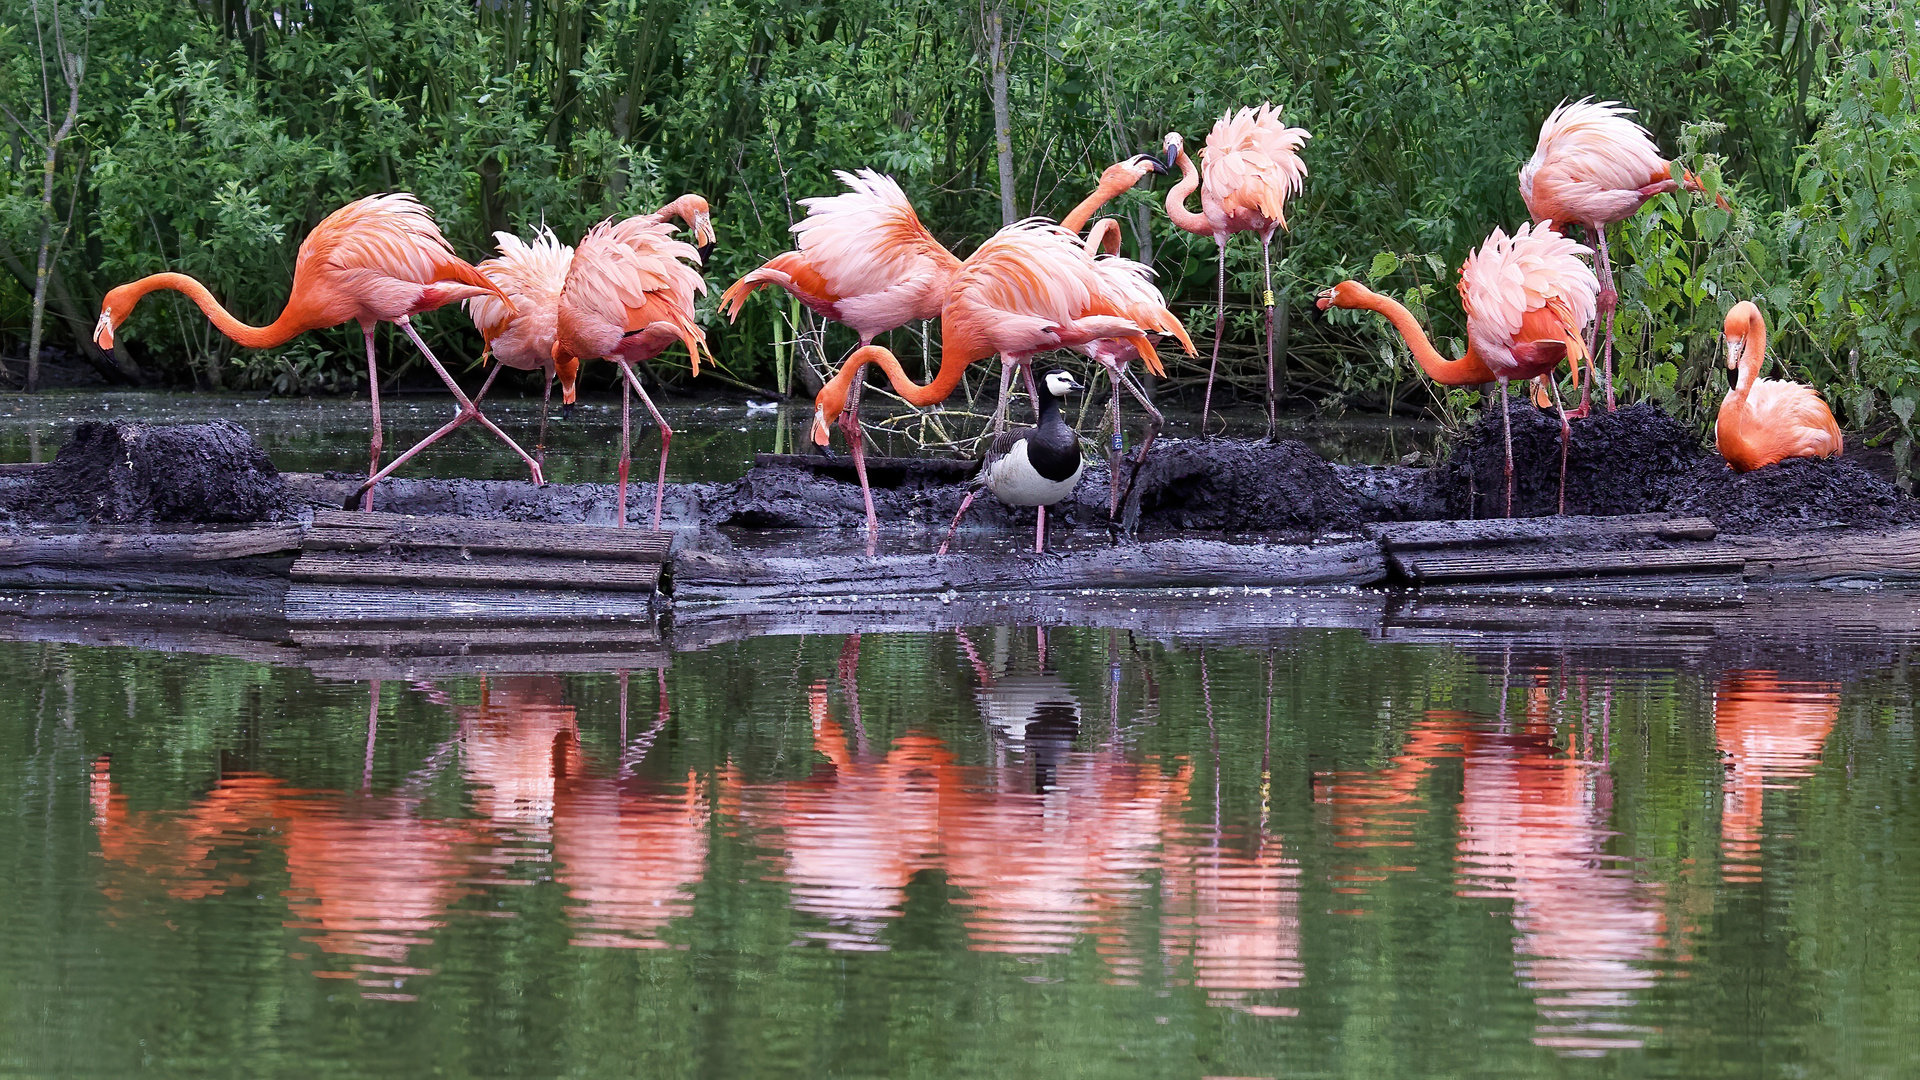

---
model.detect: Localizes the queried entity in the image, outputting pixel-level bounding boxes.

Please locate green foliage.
[0,0,1907,450]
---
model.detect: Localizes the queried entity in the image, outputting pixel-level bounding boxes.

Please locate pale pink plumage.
[1459,221,1599,379]
[468,227,573,373]
[1519,99,1672,229]
[1199,103,1311,236]
[718,168,959,345]
[557,215,708,371]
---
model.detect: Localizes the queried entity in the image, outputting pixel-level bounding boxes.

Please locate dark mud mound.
[1432,400,1704,518]
[1670,455,1920,534]
[1121,438,1361,533]
[15,421,299,524]
[714,462,920,528]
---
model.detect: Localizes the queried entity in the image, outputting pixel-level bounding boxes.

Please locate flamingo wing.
[1718,380,1844,470]
[1519,99,1669,223]
[1460,221,1597,365]
[468,227,573,370]
[565,216,709,371]
[1201,104,1310,228]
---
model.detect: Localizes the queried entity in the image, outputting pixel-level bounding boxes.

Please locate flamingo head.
[1161,132,1185,171]
[94,285,141,354]
[663,193,716,262]
[1723,300,1762,370]
[1315,281,1376,312]
[1103,154,1166,192]
[551,341,582,418]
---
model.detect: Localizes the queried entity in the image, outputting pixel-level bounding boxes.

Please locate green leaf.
[1368,252,1400,282]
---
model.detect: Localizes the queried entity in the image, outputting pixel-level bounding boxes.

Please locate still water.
[0,390,1441,483]
[1,600,1916,1077]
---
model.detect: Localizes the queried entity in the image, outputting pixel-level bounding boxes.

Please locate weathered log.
[1726,528,1920,583]
[671,538,1387,601]
[0,558,294,597]
[0,523,304,566]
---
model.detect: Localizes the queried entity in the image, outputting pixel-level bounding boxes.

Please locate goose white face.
[1043,370,1082,398]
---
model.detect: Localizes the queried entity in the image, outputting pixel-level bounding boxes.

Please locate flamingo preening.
[1520,98,1725,412]
[1164,105,1311,437]
[92,192,524,510]
[1318,221,1598,516]
[811,219,1186,553]
[1715,301,1842,472]
[552,215,710,529]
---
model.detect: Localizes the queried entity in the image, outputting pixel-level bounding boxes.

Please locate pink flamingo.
[552,215,710,529]
[1520,98,1724,411]
[357,196,717,497]
[1163,105,1311,436]
[810,220,1188,553]
[1318,221,1598,516]
[1715,301,1842,472]
[93,193,519,510]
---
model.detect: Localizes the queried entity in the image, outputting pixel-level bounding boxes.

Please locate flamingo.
[1715,301,1842,472]
[718,158,1166,445]
[355,194,717,496]
[1317,221,1598,516]
[810,219,1188,553]
[1520,98,1725,412]
[92,192,524,510]
[1163,105,1311,437]
[552,215,710,529]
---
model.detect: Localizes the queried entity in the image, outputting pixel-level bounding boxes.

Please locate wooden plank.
[0,523,305,566]
[299,650,670,681]
[1397,546,1745,584]
[754,452,978,483]
[308,509,670,562]
[284,584,658,624]
[1368,514,1718,551]
[291,551,660,592]
[0,462,49,475]
[295,625,660,649]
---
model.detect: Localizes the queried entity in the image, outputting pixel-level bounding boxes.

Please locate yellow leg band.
[1262,290,1275,308]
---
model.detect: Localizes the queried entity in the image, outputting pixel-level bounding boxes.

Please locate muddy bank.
[8,421,300,525]
[1671,455,1919,534]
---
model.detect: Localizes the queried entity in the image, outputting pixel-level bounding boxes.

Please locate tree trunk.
[986,4,1016,226]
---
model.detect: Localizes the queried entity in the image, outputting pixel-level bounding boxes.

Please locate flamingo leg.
[397,319,545,483]
[363,678,380,793]
[1115,367,1164,521]
[838,374,880,555]
[349,364,508,506]
[992,355,1015,435]
[616,361,631,526]
[1594,226,1618,411]
[362,323,381,512]
[616,360,673,531]
[938,489,979,556]
[536,367,552,472]
[1106,363,1125,517]
[1548,376,1572,515]
[1261,233,1277,440]
[1201,235,1227,434]
[1022,360,1041,425]
[1499,378,1514,518]
[1035,504,1047,554]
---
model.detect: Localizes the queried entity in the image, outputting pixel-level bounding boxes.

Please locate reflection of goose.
[976,672,1082,747]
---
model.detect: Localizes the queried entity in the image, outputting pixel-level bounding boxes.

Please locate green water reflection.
[1,621,1916,1077]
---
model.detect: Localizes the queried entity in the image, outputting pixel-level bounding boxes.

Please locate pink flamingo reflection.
[1714,672,1837,882]
[91,760,488,1001]
[1317,689,1665,1055]
[734,633,1301,1009]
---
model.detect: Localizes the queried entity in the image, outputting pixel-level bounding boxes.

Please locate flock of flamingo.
[91,98,1844,553]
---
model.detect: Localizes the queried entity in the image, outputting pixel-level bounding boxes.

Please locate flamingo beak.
[1314,287,1336,311]
[1163,142,1179,171]
[1131,153,1166,177]
[695,213,716,264]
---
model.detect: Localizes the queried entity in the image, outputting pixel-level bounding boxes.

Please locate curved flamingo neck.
[1061,176,1128,234]
[1733,317,1767,394]
[110,273,311,349]
[1164,149,1211,237]
[1342,287,1497,385]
